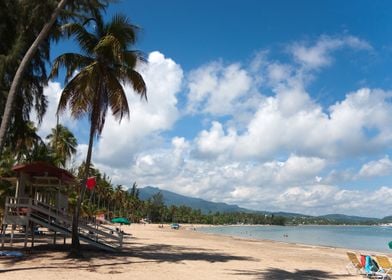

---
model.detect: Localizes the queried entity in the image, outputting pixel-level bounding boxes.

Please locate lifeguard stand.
[1,162,123,251]
[12,161,72,212]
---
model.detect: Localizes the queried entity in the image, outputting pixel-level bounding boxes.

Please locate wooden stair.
[1,197,123,251]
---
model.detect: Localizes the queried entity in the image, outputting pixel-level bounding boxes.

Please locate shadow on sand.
[230,268,352,279]
[0,238,258,273]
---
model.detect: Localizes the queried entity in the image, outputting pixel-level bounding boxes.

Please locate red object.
[360,255,366,267]
[86,177,96,190]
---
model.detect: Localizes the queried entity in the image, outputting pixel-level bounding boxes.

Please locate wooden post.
[1,224,7,248]
[31,223,35,248]
[53,231,57,245]
[24,225,28,248]
[10,224,14,247]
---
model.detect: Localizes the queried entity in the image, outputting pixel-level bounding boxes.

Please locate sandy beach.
[0,223,377,279]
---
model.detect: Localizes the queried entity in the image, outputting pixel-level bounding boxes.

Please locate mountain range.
[138,186,384,223]
[139,186,250,214]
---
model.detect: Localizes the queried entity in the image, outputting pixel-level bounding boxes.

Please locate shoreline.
[0,223,384,279]
[195,223,392,255]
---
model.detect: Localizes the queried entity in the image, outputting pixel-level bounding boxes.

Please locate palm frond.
[49,52,93,83]
[124,69,147,99]
[61,22,97,54]
[123,50,146,69]
[106,14,139,47]
[105,70,129,120]
[57,63,99,118]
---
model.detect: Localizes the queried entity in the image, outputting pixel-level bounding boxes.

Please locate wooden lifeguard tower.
[1,162,123,251]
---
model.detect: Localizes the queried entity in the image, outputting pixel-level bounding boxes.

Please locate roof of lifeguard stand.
[12,161,75,184]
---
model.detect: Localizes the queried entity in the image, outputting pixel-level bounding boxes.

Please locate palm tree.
[50,14,147,254]
[8,120,45,162]
[46,124,77,168]
[0,0,112,154]
[0,0,68,153]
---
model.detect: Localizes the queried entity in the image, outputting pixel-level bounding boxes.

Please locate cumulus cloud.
[290,35,372,69]
[274,184,392,217]
[323,169,356,185]
[358,156,392,178]
[195,87,392,161]
[190,36,382,161]
[194,121,237,159]
[186,61,255,115]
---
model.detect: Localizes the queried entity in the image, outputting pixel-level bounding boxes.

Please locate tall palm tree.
[0,0,113,154]
[50,14,146,254]
[46,124,77,168]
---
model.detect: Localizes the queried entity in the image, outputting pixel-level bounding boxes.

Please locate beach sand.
[0,223,376,279]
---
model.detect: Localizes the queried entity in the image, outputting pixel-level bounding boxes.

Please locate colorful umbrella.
[111,217,130,225]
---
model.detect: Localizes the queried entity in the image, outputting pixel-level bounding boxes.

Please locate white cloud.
[194,121,237,159]
[290,35,372,69]
[186,61,254,115]
[195,87,392,161]
[267,62,293,85]
[323,169,356,185]
[274,184,392,217]
[358,156,392,178]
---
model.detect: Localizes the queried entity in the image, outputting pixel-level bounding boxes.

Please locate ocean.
[198,225,392,253]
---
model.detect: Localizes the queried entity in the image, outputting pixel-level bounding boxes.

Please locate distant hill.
[319,214,379,222]
[138,186,249,214]
[381,216,392,223]
[137,186,387,224]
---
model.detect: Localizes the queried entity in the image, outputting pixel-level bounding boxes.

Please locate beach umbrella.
[389,241,392,249]
[111,217,130,225]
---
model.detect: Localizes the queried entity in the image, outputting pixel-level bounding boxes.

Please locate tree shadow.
[121,243,258,263]
[0,242,258,273]
[230,268,350,279]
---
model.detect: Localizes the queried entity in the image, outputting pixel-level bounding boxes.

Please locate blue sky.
[39,0,392,217]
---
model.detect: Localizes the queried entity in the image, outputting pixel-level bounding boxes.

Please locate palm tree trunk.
[0,0,68,154]
[71,120,95,256]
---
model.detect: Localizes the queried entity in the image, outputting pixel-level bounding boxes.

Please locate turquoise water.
[198,225,392,253]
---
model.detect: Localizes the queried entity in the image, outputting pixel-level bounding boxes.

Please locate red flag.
[86,177,96,190]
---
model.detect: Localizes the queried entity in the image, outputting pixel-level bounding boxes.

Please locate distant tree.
[46,124,77,167]
[8,121,46,162]
[130,182,139,199]
[148,192,165,222]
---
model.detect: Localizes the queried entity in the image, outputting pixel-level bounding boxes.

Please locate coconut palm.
[46,124,77,168]
[0,0,113,154]
[50,14,146,253]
